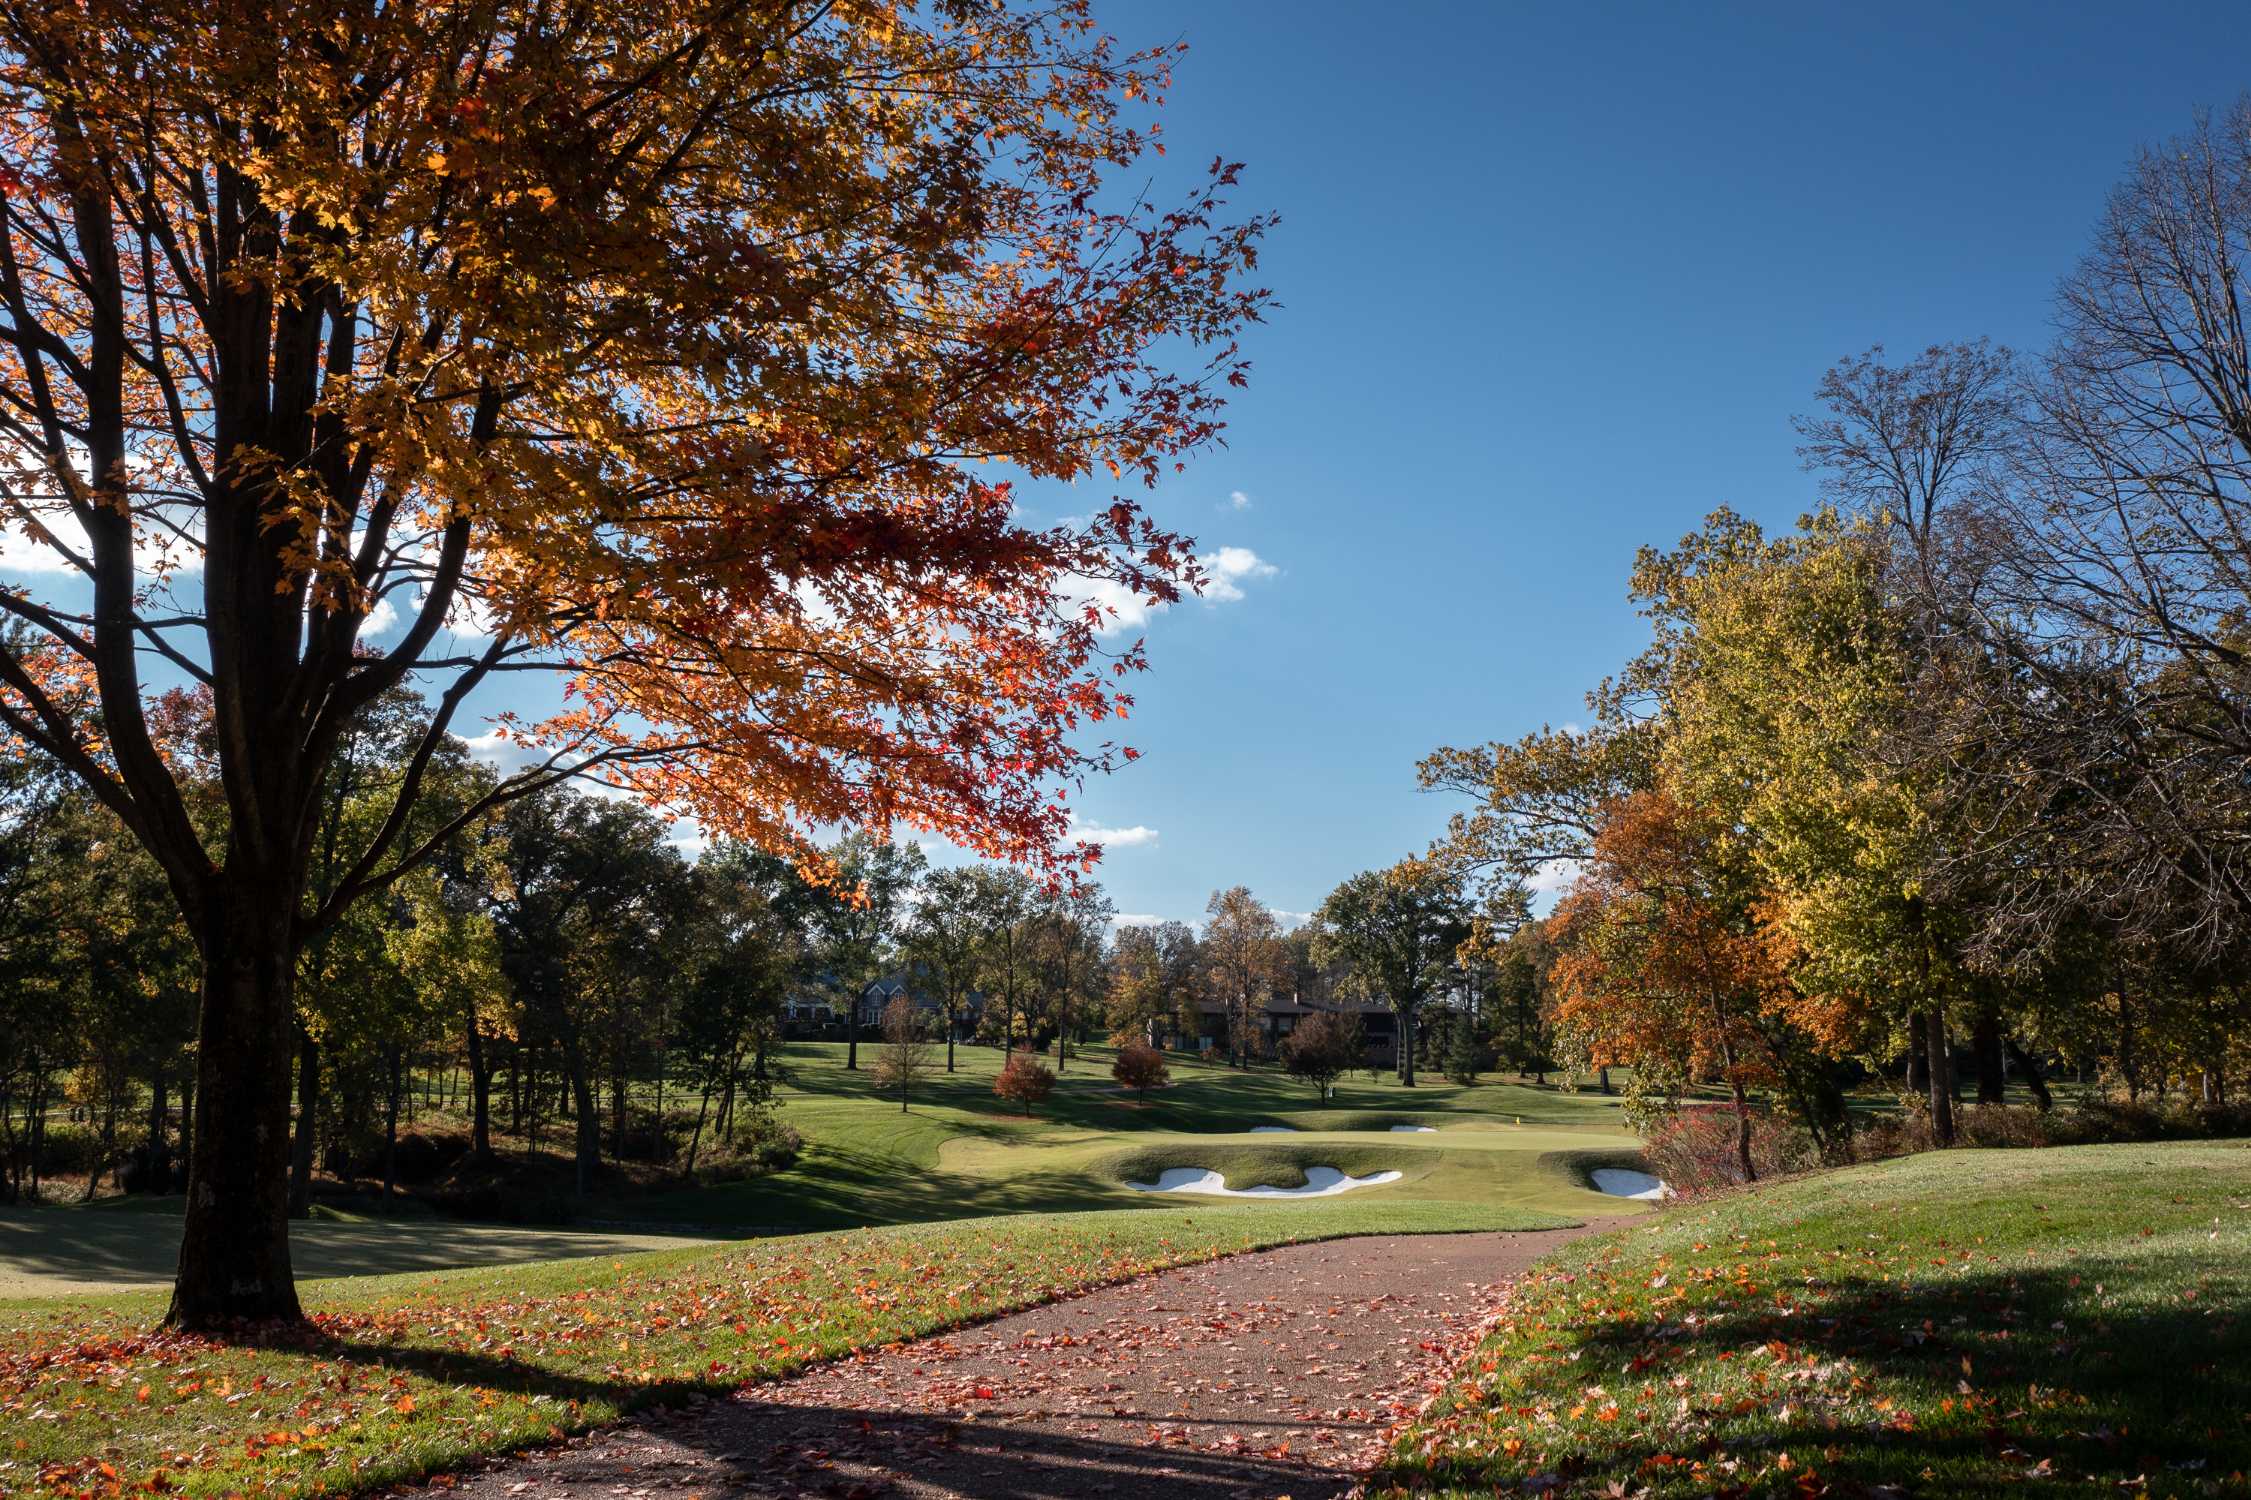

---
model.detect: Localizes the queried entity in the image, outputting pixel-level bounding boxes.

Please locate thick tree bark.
[1397,1005,1417,1087]
[287,1032,318,1218]
[1906,1013,1930,1094]
[167,891,304,1328]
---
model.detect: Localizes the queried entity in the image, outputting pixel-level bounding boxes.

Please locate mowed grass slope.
[1369,1141,2251,1499]
[616,1040,1641,1231]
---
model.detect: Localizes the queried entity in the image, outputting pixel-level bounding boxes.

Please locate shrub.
[993,1051,1056,1115]
[1111,1043,1169,1099]
[691,1113,803,1182]
[1642,1104,1818,1194]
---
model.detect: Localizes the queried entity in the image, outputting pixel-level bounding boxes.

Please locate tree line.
[1419,104,2251,1175]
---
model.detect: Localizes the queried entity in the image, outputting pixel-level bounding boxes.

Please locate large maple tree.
[0,0,1269,1327]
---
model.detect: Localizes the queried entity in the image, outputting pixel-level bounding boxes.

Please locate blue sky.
[1030,0,2251,927]
[5,4,2243,930]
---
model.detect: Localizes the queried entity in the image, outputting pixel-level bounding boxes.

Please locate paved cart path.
[446,1226,1598,1499]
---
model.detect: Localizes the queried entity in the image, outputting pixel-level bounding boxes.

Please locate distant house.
[1175,996,1397,1067]
[853,964,984,1038]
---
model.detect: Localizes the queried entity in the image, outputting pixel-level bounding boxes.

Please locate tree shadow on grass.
[1370,1256,2249,1495]
[312,1336,1361,1498]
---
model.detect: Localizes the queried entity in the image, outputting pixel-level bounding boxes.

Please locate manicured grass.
[0,1196,1568,1498]
[608,1040,1638,1232]
[1367,1140,2251,1499]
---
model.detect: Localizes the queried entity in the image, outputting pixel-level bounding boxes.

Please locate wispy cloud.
[1068,816,1159,849]
[1226,489,1253,511]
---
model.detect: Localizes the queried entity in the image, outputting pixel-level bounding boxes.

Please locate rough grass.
[1367,1140,2251,1499]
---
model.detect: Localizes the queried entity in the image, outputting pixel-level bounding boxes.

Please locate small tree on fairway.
[1280,1011,1362,1102]
[993,1051,1056,1116]
[873,998,936,1114]
[1111,1043,1169,1101]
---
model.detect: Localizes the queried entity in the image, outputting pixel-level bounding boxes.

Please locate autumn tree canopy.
[0,0,1270,1327]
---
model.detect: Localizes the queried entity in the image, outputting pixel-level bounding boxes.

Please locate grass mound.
[1367,1140,2251,1498]
[1099,1140,1409,1191]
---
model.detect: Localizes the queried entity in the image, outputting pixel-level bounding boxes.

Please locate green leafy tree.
[1312,860,1469,1087]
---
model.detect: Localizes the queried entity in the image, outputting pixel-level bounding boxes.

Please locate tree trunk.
[1906,1013,1930,1094]
[1398,1006,1417,1087]
[142,1073,168,1194]
[1972,1011,2006,1104]
[167,892,305,1329]
[845,994,859,1070]
[1596,1065,1612,1096]
[685,1082,711,1175]
[287,1032,318,1218]
[2004,1036,2052,1110]
[564,1036,599,1195]
[465,1019,493,1162]
[381,1046,402,1206]
[1924,1008,1956,1146]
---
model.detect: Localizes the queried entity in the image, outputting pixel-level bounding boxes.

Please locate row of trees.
[1420,105,2251,1174]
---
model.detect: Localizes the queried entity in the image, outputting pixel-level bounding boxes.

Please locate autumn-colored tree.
[1278,1009,1361,1101]
[1551,792,1822,1180]
[873,997,936,1114]
[1110,1041,1168,1100]
[0,2,1268,1326]
[992,1050,1056,1117]
[1202,887,1283,1066]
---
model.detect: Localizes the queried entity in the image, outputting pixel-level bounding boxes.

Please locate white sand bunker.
[1248,1125,1296,1133]
[1591,1168,1671,1201]
[1126,1166,1403,1198]
[1389,1124,1437,1133]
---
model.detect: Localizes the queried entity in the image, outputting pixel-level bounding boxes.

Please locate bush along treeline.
[1419,105,2251,1189]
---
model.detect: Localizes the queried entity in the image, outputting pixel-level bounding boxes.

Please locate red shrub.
[994,1052,1057,1116]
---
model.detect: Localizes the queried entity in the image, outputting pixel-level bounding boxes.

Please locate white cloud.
[1227,489,1253,511]
[1202,545,1277,603]
[1067,816,1158,849]
[0,505,202,579]
[1111,912,1168,929]
[361,597,400,636]
[1066,542,1277,637]
[1273,909,1312,932]
[1528,859,1579,895]
[1066,573,1164,636]
[456,730,542,774]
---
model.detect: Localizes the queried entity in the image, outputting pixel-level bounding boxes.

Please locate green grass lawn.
[0,1196,1575,1498]
[0,1040,1643,1496]
[1367,1140,2251,1499]
[608,1039,1641,1231]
